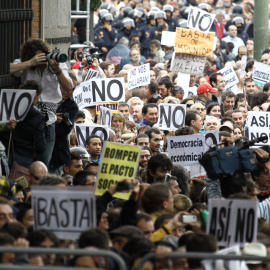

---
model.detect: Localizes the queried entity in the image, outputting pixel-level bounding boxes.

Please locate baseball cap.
[219,123,233,131]
[242,243,267,264]
[197,83,218,94]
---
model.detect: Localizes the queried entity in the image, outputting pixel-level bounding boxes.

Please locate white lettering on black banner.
[0,89,36,123]
[75,124,109,148]
[32,186,96,239]
[207,199,258,247]
[157,104,186,131]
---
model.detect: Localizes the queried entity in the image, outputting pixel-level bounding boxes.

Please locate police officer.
[115,17,136,44]
[139,10,157,58]
[163,5,177,32]
[94,13,117,55]
[113,7,132,31]
[128,9,145,34]
[94,9,109,32]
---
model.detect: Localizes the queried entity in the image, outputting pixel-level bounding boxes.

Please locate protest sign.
[247,111,270,145]
[73,77,125,108]
[127,63,150,90]
[240,55,247,79]
[84,68,99,81]
[161,31,176,46]
[167,130,219,166]
[187,7,215,33]
[252,61,270,85]
[75,124,109,148]
[32,186,96,239]
[0,89,36,123]
[207,199,258,247]
[95,142,141,200]
[219,64,239,90]
[174,27,215,57]
[171,53,206,75]
[157,104,186,131]
[100,106,112,127]
[96,102,118,115]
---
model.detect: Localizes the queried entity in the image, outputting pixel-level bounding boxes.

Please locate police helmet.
[198,3,209,12]
[163,5,174,13]
[180,6,190,19]
[101,3,116,13]
[147,11,156,23]
[232,16,244,26]
[232,5,243,15]
[128,9,144,20]
[154,10,167,20]
[70,147,90,161]
[122,17,135,28]
[123,7,132,18]
[136,8,146,21]
[98,9,109,20]
[102,13,114,22]
[177,19,188,28]
[150,7,160,13]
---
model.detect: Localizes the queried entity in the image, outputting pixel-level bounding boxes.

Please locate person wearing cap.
[94,13,117,55]
[115,17,136,45]
[242,242,267,270]
[219,122,234,137]
[222,25,245,57]
[196,83,218,108]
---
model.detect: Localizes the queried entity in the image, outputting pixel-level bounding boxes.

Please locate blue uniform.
[94,26,117,51]
[115,29,137,44]
[146,26,158,47]
[166,18,177,31]
[139,24,153,58]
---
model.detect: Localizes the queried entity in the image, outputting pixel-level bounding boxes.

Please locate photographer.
[10,39,73,167]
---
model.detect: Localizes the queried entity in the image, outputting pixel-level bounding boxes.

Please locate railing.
[0,247,126,270]
[136,251,270,270]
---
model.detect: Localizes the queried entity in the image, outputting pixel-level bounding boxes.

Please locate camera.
[199,135,269,180]
[45,51,67,63]
[61,112,73,127]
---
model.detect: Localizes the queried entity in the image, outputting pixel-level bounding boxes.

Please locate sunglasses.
[31,173,40,181]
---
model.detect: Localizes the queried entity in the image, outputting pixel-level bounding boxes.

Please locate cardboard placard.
[219,64,239,90]
[167,130,219,166]
[95,142,141,200]
[252,61,270,85]
[207,199,258,247]
[75,124,109,148]
[157,104,186,131]
[100,106,112,127]
[247,111,270,145]
[96,102,118,115]
[32,186,96,239]
[174,27,215,57]
[127,63,150,90]
[171,53,206,75]
[0,89,36,123]
[187,7,215,34]
[73,77,125,108]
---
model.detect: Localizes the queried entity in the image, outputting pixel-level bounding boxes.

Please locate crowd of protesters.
[1,0,270,269]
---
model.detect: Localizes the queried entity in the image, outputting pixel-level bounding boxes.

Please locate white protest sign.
[240,55,247,79]
[202,245,248,270]
[207,199,258,247]
[75,124,109,148]
[0,89,36,124]
[127,63,150,90]
[247,111,270,145]
[73,77,125,107]
[96,102,118,115]
[177,72,190,99]
[219,64,239,90]
[85,68,99,81]
[157,104,186,131]
[187,7,215,33]
[167,130,219,166]
[161,31,176,46]
[32,186,96,239]
[100,106,112,127]
[252,61,270,85]
[171,53,206,75]
[73,86,84,109]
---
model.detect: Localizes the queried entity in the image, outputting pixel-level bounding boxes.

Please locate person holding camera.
[10,38,73,167]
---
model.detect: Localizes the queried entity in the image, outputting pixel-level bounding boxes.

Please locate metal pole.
[86,0,90,42]
[89,11,94,42]
[254,0,269,61]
